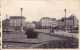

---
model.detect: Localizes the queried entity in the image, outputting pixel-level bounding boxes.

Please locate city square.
[1,0,79,49]
[2,8,79,48]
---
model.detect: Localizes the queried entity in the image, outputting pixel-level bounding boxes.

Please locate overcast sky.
[1,0,80,22]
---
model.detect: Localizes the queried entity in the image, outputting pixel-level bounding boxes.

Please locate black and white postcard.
[1,0,80,49]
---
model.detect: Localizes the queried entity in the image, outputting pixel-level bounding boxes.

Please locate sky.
[1,0,80,22]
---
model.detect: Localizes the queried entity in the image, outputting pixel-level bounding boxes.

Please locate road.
[35,29,78,38]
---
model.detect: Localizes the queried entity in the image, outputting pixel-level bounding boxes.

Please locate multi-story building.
[57,15,78,30]
[25,22,36,29]
[52,18,57,28]
[57,19,65,30]
[32,21,41,29]
[40,17,57,29]
[66,15,78,30]
[2,19,14,32]
[9,16,26,30]
[40,17,49,29]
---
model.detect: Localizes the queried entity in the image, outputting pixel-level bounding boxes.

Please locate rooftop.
[41,17,56,20]
[9,16,26,19]
[42,17,49,19]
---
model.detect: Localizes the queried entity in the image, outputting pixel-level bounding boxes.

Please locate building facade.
[40,17,57,29]
[9,16,26,30]
[32,21,41,29]
[66,15,78,30]
[57,19,65,30]
[57,15,78,30]
[2,19,14,32]
[24,22,36,29]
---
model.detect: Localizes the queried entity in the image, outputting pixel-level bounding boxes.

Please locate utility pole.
[64,9,67,31]
[21,8,23,31]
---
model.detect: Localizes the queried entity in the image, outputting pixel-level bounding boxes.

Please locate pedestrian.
[52,28,54,33]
